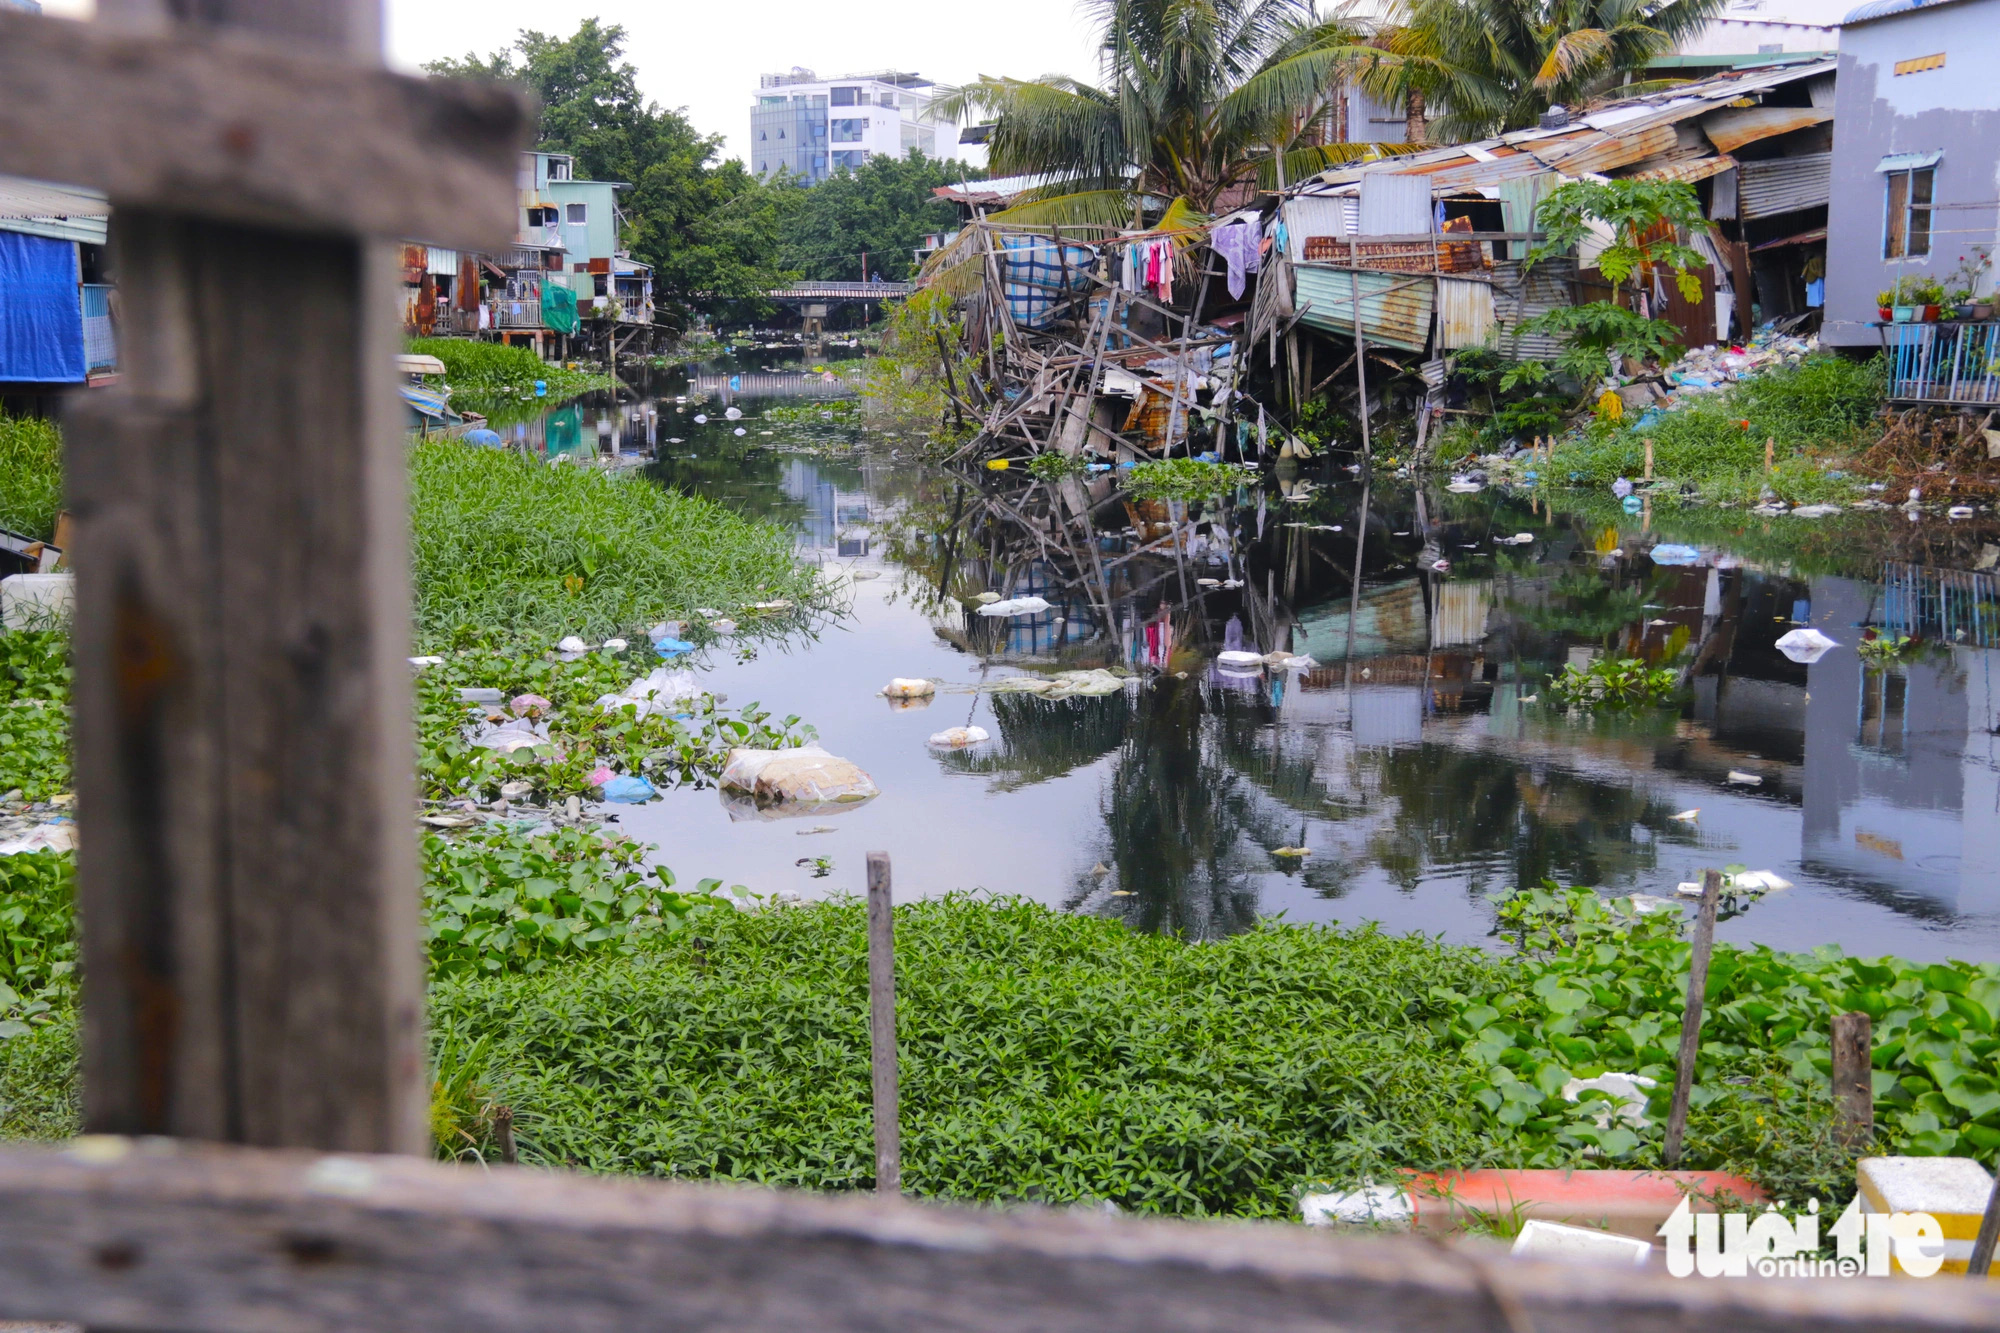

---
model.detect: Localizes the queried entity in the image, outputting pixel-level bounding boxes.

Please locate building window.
[831,86,859,106]
[878,91,896,107]
[831,117,865,143]
[566,203,587,224]
[832,150,867,171]
[759,130,767,140]
[778,129,786,139]
[1885,166,1934,258]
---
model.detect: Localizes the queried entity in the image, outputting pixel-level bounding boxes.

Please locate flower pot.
[1880,306,1895,322]
[1924,304,1941,321]
[1976,303,1995,320]
[1893,305,1919,323]
[1957,303,1980,320]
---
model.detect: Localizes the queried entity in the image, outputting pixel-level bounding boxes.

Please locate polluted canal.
[501,353,2000,964]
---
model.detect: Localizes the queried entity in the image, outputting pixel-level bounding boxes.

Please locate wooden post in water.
[1663,868,1721,1167]
[1643,437,1654,480]
[1831,1012,1874,1150]
[1765,436,1775,474]
[866,851,902,1194]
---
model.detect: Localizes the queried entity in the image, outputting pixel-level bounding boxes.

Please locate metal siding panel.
[1292,265,1436,352]
[1283,195,1357,260]
[1437,277,1495,349]
[1358,173,1433,236]
[1490,259,1568,361]
[1737,153,1831,218]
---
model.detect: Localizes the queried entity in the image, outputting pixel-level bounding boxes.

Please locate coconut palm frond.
[1536,28,1615,86]
[987,188,1140,229]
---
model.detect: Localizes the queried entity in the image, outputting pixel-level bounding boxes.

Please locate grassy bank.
[409,439,822,650]
[0,415,62,542]
[1538,355,1885,505]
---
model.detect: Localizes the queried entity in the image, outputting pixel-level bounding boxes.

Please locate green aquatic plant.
[0,630,70,801]
[413,648,815,805]
[1123,458,1243,501]
[1442,884,2000,1188]
[1857,633,1923,663]
[1544,656,1679,711]
[406,337,610,408]
[1026,452,1090,481]
[0,848,73,1041]
[423,823,737,977]
[408,439,824,650]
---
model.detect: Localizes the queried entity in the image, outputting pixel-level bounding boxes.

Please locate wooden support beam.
[0,8,529,247]
[4,1140,2000,1333]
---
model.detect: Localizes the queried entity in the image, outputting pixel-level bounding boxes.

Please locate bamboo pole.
[866,852,900,1195]
[1663,868,1721,1168]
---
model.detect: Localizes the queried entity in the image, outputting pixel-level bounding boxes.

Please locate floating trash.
[927,726,990,749]
[1775,627,1839,665]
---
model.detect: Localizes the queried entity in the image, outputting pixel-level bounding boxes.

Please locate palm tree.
[1357,0,1729,144]
[929,0,1404,226]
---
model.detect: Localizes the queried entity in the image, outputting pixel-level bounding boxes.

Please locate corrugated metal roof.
[1540,123,1679,174]
[1701,106,1832,153]
[1738,152,1831,218]
[0,174,109,245]
[1293,265,1436,353]
[1629,152,1739,185]
[1843,0,1972,24]
[1437,278,1496,350]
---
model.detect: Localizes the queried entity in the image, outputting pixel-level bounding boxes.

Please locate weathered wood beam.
[3,1140,1999,1333]
[0,8,530,248]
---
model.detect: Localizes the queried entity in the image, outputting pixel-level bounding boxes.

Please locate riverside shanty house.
[1822,0,2000,404]
[402,150,656,355]
[1242,60,1834,437]
[0,174,114,412]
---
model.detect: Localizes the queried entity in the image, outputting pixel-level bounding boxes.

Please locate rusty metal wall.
[1437,277,1496,349]
[1293,264,1436,352]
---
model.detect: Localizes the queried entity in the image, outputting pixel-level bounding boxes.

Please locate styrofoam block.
[1511,1219,1652,1267]
[1858,1156,1998,1276]
[0,573,73,630]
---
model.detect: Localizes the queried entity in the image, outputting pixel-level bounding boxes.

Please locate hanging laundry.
[1211,220,1261,300]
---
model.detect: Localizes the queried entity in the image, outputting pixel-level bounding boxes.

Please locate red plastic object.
[1403,1169,1768,1240]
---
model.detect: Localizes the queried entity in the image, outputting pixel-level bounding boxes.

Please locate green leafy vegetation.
[1123,458,1244,501]
[413,647,814,804]
[1543,656,1679,711]
[0,630,70,801]
[0,415,62,542]
[424,824,736,977]
[0,849,73,1041]
[865,287,973,446]
[405,337,609,408]
[1026,452,1091,481]
[767,152,971,284]
[1441,886,2000,1193]
[408,438,823,650]
[1548,355,1885,504]
[429,895,1496,1209]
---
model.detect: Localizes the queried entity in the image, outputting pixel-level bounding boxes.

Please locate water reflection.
[533,352,2000,961]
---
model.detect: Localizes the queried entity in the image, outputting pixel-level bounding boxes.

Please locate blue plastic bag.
[654,637,695,658]
[1650,544,1702,566]
[600,775,656,804]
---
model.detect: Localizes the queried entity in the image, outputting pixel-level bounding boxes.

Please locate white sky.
[41,0,1102,168]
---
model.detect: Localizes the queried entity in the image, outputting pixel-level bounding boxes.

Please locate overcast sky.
[42,1,1104,168]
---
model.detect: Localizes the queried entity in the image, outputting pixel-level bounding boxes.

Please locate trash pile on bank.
[1602,327,1820,431]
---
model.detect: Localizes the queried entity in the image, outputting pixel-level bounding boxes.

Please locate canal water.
[496,351,2000,964]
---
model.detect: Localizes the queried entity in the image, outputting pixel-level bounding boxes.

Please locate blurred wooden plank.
[4,1140,2000,1333]
[0,8,529,248]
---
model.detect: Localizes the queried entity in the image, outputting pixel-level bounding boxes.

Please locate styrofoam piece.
[1299,1184,1414,1228]
[0,573,73,629]
[1775,627,1838,664]
[1858,1156,1997,1275]
[1511,1220,1652,1266]
[1561,1072,1656,1128]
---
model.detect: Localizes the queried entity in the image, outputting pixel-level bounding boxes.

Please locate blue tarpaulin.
[0,232,84,383]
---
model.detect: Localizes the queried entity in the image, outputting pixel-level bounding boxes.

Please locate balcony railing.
[491,298,542,329]
[81,283,116,372]
[1879,320,2000,404]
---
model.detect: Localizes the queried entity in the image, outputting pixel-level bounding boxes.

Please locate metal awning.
[1877,150,1943,172]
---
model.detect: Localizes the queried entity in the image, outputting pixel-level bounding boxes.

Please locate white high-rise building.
[750,68,949,184]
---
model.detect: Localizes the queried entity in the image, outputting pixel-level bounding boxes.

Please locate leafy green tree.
[771,152,970,283]
[427,21,794,320]
[929,0,1401,225]
[1358,0,1727,143]
[1508,177,1712,391]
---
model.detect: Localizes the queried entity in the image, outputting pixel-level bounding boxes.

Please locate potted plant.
[1878,287,1896,322]
[1889,276,1929,322]
[1949,288,1976,319]
[1913,277,1947,321]
[1945,247,1995,320]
